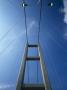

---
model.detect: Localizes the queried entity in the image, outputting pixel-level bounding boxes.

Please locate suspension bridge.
[16,0,53,90]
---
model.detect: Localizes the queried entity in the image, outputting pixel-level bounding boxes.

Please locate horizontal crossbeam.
[28,44,38,48]
[26,56,40,61]
[21,84,45,90]
[22,84,44,87]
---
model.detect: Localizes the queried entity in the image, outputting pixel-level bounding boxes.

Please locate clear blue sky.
[0,0,67,90]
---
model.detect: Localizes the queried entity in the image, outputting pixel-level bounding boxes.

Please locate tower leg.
[16,43,52,90]
[16,44,28,90]
[38,43,52,90]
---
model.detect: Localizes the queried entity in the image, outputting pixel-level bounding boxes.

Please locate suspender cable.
[38,0,42,43]
[22,0,28,44]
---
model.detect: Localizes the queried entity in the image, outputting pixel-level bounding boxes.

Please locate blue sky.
[0,0,67,90]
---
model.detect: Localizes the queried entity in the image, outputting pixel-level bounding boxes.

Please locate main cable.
[23,0,28,44]
[37,0,42,83]
[0,21,20,42]
[38,0,42,43]
[22,0,29,83]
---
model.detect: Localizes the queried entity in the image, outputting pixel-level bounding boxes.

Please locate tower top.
[48,2,54,7]
[22,2,28,7]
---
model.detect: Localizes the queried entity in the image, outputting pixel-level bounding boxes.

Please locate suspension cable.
[23,0,28,44]
[0,18,21,42]
[22,0,42,84]
[38,0,42,43]
[22,0,29,83]
[37,0,42,84]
